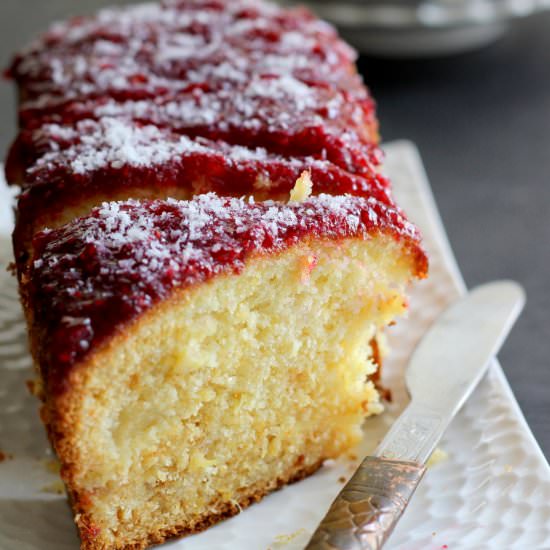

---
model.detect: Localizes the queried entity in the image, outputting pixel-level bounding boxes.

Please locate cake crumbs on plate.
[26,378,43,397]
[41,481,66,495]
[427,447,448,467]
[288,171,313,203]
[271,528,307,547]
[43,458,61,474]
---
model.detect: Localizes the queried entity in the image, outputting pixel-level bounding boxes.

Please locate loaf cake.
[5,1,428,549]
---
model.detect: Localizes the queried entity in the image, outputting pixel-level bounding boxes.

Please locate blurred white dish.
[286,0,550,56]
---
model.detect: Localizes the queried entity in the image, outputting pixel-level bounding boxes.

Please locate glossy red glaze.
[13,119,391,235]
[29,194,426,393]
[6,0,395,267]
[6,0,380,191]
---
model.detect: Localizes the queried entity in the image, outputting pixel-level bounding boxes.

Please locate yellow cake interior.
[53,234,416,548]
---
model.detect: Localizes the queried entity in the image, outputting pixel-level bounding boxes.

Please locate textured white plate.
[0,141,549,550]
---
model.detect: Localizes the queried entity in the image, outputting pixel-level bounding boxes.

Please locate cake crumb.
[43,458,61,474]
[0,451,13,462]
[299,254,318,283]
[338,476,346,483]
[26,378,43,397]
[427,447,448,467]
[289,171,312,202]
[272,528,307,547]
[41,481,66,495]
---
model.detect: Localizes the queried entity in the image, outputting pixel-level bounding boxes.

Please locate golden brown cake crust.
[73,461,323,550]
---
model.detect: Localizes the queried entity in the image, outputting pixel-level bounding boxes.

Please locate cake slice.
[24,193,426,549]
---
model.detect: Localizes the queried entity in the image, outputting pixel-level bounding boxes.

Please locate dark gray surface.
[0,2,548,460]
[357,18,550,460]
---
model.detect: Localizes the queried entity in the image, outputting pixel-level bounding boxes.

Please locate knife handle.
[305,456,426,550]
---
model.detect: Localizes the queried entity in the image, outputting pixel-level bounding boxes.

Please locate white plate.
[0,141,549,549]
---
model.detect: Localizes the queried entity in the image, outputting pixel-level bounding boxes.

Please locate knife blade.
[305,280,525,550]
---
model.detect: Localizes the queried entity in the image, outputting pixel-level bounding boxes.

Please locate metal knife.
[305,280,525,550]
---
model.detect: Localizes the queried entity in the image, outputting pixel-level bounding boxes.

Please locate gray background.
[0,2,548,459]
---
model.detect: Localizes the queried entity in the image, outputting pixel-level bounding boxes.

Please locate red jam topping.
[6,0,380,189]
[5,0,399,255]
[29,194,425,392]
[13,118,392,235]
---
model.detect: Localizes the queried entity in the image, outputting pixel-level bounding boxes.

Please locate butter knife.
[305,280,525,550]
